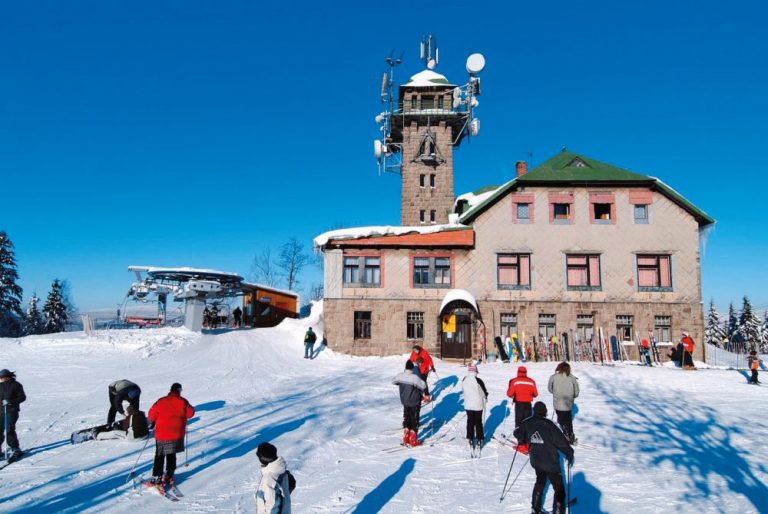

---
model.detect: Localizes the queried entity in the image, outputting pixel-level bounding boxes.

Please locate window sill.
[413,284,451,289]
[634,219,649,225]
[638,287,673,292]
[592,219,612,225]
[567,286,602,292]
[498,285,532,291]
[552,219,572,225]
[516,219,531,224]
[343,283,381,288]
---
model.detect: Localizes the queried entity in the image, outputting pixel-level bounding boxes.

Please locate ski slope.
[1,305,767,513]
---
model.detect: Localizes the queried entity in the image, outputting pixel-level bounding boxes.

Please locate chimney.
[516,160,527,177]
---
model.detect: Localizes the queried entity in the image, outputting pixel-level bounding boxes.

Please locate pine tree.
[704,299,726,346]
[727,303,738,342]
[43,279,68,334]
[24,293,44,335]
[737,296,761,352]
[0,231,24,337]
[761,310,768,353]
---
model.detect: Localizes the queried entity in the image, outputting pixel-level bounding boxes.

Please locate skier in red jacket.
[681,332,696,369]
[148,383,195,489]
[409,345,435,381]
[507,366,538,452]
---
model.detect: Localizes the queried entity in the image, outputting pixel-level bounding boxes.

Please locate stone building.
[315,150,714,362]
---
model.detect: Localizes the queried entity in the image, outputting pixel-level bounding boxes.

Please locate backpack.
[285,470,296,492]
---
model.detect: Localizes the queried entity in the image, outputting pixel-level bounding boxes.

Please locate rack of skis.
[496,329,666,366]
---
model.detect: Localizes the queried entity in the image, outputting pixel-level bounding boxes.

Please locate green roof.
[459,150,715,226]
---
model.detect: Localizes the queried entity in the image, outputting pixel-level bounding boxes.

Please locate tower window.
[411,96,417,109]
[437,96,444,109]
[421,95,435,109]
[419,174,426,188]
[430,210,436,224]
[429,174,436,188]
[419,210,426,224]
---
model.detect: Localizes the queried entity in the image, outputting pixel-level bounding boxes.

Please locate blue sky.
[1,0,766,313]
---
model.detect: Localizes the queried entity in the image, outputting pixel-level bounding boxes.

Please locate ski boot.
[552,499,566,514]
[531,491,544,514]
[408,429,421,447]
[403,428,411,447]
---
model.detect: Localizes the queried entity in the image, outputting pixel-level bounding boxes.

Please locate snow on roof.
[314,222,466,248]
[241,281,298,299]
[455,187,501,212]
[404,69,455,88]
[439,289,479,315]
[128,266,243,280]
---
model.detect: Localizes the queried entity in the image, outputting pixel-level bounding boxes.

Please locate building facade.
[316,151,714,362]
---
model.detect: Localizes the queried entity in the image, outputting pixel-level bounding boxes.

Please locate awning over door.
[439,289,479,316]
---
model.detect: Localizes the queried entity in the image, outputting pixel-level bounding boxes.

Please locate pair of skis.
[469,439,483,459]
[141,478,184,502]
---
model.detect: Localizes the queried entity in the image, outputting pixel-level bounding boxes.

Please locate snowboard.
[494,337,510,362]
[70,428,97,444]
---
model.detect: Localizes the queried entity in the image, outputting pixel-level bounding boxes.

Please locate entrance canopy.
[439,289,479,316]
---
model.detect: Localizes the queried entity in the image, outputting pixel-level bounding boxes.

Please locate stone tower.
[390,69,469,226]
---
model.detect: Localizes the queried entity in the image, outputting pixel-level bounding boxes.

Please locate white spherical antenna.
[375,113,385,124]
[470,118,480,136]
[466,53,486,75]
[427,58,436,70]
[471,97,479,108]
[374,139,383,159]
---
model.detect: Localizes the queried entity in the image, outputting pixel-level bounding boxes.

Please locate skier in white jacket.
[256,442,292,514]
[461,362,489,449]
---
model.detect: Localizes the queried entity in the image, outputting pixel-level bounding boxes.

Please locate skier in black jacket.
[514,401,574,514]
[393,360,430,447]
[0,369,26,461]
[107,379,141,424]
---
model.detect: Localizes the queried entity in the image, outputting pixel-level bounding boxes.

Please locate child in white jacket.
[256,442,292,514]
[461,362,489,450]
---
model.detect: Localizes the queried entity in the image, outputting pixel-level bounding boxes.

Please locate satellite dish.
[375,113,385,124]
[466,53,486,75]
[453,97,462,109]
[452,87,461,99]
[374,139,383,159]
[471,97,479,108]
[427,58,436,70]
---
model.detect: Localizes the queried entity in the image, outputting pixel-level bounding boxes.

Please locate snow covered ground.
[1,305,767,513]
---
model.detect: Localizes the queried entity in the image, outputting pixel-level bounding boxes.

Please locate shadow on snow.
[589,379,768,512]
[350,458,416,514]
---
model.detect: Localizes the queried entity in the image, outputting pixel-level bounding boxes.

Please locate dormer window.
[568,157,589,168]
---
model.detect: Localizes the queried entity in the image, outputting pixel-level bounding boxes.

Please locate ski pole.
[126,433,151,483]
[3,402,9,461]
[567,460,572,514]
[499,445,519,502]
[185,426,189,467]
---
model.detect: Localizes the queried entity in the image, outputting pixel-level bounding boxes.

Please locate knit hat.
[256,442,278,465]
[170,383,182,393]
[533,401,547,416]
[468,362,478,373]
[0,369,13,378]
[127,388,140,400]
[405,360,415,370]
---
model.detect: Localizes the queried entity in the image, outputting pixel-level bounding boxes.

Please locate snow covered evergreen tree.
[58,279,78,328]
[726,302,738,344]
[704,299,726,346]
[737,296,761,352]
[0,230,24,337]
[761,310,768,353]
[43,279,68,333]
[24,293,44,335]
